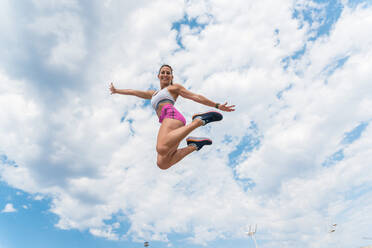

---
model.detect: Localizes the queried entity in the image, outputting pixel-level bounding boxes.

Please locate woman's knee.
[156,145,169,156]
[157,156,170,170]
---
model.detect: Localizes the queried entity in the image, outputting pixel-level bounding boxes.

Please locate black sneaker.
[186,136,212,151]
[192,111,223,126]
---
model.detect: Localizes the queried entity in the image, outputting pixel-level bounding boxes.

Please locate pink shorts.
[159,104,186,125]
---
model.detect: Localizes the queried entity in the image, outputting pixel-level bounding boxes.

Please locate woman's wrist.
[215,103,220,109]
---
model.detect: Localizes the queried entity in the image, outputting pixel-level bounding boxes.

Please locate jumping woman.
[110,65,235,170]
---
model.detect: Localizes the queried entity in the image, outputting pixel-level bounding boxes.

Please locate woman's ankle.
[192,117,204,126]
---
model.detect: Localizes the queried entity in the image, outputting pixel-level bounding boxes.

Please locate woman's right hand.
[110,82,117,94]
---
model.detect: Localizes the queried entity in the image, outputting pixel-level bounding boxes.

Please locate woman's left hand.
[218,102,235,112]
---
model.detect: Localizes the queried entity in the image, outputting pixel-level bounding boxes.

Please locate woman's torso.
[151,85,179,117]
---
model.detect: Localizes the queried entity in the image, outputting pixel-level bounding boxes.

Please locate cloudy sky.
[1,0,372,247]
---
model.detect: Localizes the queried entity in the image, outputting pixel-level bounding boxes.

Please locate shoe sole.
[186,137,212,143]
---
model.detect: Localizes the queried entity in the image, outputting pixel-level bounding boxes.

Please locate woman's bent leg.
[156,118,203,169]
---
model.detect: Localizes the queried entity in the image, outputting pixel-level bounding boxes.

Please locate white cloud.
[31,0,79,10]
[0,70,43,172]
[27,11,86,72]
[2,203,16,213]
[0,0,371,247]
[0,1,16,41]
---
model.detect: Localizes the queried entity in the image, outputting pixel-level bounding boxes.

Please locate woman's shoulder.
[168,83,184,92]
[167,84,183,99]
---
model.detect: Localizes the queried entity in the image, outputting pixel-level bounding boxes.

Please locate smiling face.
[158,65,173,88]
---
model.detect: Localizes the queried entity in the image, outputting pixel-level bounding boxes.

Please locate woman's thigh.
[157,118,184,149]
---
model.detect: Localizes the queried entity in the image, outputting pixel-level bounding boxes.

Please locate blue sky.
[1,0,372,248]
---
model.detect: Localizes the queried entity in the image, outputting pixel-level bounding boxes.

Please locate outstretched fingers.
[220,102,235,112]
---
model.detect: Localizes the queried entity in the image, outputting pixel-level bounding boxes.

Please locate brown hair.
[158,64,173,85]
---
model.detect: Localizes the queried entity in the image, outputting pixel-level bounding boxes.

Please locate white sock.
[189,143,199,150]
[194,116,206,125]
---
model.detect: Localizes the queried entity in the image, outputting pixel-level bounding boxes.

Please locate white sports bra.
[151,87,176,110]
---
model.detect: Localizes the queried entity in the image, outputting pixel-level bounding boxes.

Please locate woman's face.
[158,66,173,87]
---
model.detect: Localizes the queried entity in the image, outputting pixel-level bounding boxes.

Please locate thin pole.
[247,224,258,248]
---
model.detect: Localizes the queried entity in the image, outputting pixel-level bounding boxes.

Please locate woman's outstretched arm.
[110,83,155,99]
[175,84,235,112]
